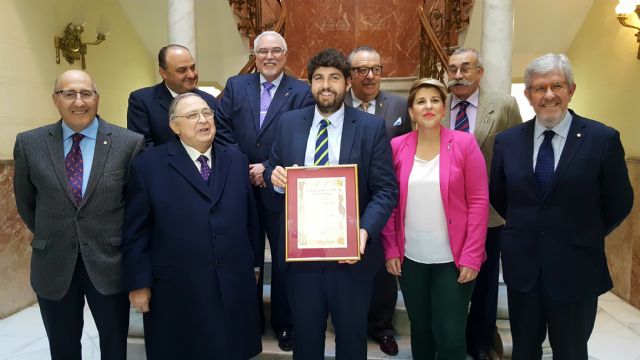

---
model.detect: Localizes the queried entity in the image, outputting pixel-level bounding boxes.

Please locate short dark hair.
[307,48,351,82]
[158,44,190,69]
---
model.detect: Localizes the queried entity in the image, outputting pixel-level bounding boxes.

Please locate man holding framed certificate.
[268,48,398,359]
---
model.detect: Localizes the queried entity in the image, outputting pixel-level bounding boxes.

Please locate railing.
[418,0,472,83]
[229,0,288,75]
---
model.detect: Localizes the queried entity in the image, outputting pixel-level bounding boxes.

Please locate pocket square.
[393,117,402,127]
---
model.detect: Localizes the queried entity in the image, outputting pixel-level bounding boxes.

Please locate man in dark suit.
[13,70,144,360]
[268,48,398,359]
[490,53,633,359]
[344,45,411,356]
[216,30,314,350]
[123,93,262,359]
[127,44,234,147]
[442,48,522,360]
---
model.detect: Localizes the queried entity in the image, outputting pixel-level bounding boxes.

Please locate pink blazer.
[381,126,489,271]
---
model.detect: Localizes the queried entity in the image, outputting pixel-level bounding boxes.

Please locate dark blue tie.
[314,119,330,166]
[455,100,470,132]
[535,130,555,195]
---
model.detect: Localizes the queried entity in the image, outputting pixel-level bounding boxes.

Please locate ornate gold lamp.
[615,0,640,59]
[54,23,107,69]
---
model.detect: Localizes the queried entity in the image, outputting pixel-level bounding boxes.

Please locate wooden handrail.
[417,4,449,67]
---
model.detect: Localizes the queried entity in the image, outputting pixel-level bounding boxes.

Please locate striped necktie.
[455,100,470,132]
[314,119,330,166]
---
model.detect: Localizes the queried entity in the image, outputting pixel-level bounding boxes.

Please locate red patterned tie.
[455,100,470,132]
[65,133,84,205]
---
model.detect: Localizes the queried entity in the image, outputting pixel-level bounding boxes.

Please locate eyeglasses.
[528,82,568,96]
[173,108,215,121]
[54,90,97,100]
[255,47,285,56]
[446,65,479,75]
[351,66,383,77]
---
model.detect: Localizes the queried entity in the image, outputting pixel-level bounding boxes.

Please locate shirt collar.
[260,72,284,88]
[180,140,212,164]
[164,83,180,98]
[62,117,99,140]
[350,89,377,108]
[451,88,480,109]
[313,104,345,129]
[534,110,573,140]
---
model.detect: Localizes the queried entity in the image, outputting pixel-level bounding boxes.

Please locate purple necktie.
[455,100,470,132]
[197,155,211,181]
[65,133,84,205]
[260,82,275,127]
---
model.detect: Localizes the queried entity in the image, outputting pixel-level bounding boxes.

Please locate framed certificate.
[285,165,360,262]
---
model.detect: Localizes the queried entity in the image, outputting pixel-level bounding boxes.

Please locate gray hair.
[450,48,483,69]
[347,45,381,65]
[253,31,288,53]
[524,53,574,88]
[169,92,202,120]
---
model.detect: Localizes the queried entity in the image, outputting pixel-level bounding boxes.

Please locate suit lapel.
[374,92,387,119]
[156,83,173,112]
[293,107,314,166]
[166,139,212,200]
[246,74,261,132]
[339,107,357,164]
[46,121,77,206]
[439,127,453,215]
[80,118,110,208]
[547,115,586,196]
[474,90,495,149]
[209,145,230,206]
[519,120,537,191]
[442,95,453,127]
[260,75,290,136]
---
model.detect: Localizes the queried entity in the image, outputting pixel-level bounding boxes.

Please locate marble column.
[480,0,513,94]
[168,0,196,57]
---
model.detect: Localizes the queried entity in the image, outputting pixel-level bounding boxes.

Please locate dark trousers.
[507,280,598,360]
[286,265,374,360]
[255,194,291,333]
[37,255,130,360]
[466,225,502,353]
[367,263,398,338]
[399,258,475,360]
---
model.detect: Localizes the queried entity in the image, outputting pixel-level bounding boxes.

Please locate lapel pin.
[103,141,108,145]
[447,144,451,150]
[577,133,582,138]
[285,92,290,97]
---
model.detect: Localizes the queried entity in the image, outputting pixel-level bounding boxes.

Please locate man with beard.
[216,31,314,350]
[344,45,411,356]
[267,48,398,359]
[442,48,522,360]
[127,44,234,148]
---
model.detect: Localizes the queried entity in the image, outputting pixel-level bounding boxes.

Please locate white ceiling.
[117,0,595,83]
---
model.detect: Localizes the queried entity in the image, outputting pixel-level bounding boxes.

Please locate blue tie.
[314,119,330,166]
[535,130,555,195]
[455,100,470,132]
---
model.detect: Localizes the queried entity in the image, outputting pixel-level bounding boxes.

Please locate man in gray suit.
[13,70,144,360]
[442,48,522,360]
[345,45,412,356]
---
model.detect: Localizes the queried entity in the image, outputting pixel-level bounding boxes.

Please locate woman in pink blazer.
[381,78,489,359]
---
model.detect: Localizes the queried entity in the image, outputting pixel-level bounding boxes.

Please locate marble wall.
[607,157,640,309]
[0,161,35,319]
[284,0,422,79]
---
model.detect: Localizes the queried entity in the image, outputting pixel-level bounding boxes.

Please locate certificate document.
[285,165,360,261]
[297,177,347,249]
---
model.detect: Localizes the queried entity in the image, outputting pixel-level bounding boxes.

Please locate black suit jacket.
[217,73,314,211]
[490,110,633,301]
[127,82,234,148]
[267,105,398,277]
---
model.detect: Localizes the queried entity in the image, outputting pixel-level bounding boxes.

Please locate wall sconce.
[54,23,107,69]
[615,0,640,59]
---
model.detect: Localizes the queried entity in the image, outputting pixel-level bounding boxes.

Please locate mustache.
[448,79,473,87]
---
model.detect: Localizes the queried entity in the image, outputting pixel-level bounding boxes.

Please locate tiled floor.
[1,292,639,359]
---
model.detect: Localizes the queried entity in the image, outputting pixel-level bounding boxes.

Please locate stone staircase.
[126,245,555,359]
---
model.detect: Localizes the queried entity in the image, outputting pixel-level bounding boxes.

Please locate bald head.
[53,70,97,92]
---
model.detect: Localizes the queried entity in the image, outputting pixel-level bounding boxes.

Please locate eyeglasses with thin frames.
[255,48,285,57]
[54,90,97,101]
[528,82,568,96]
[173,108,215,121]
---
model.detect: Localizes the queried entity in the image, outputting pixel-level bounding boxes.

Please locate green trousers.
[399,258,475,360]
